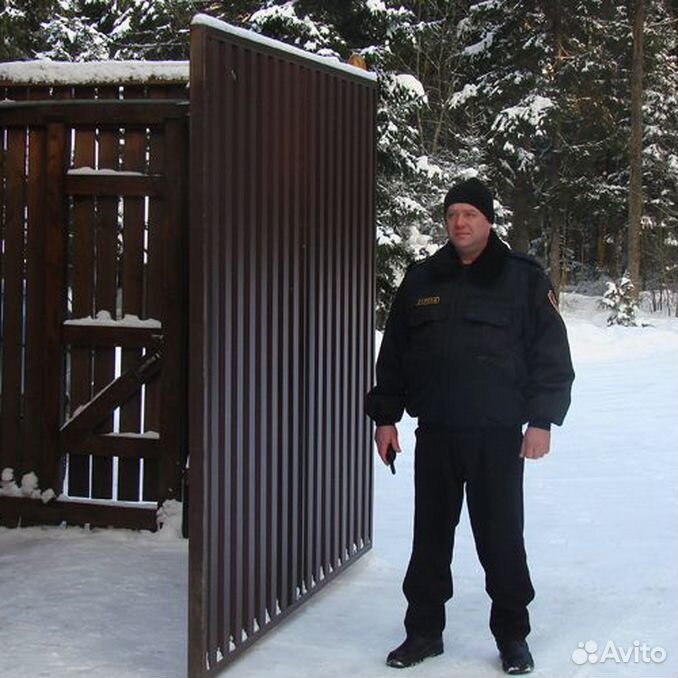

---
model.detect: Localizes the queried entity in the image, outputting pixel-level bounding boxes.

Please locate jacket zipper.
[443,267,467,425]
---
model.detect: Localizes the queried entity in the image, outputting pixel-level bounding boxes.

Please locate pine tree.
[450,1,564,264]
[638,0,678,291]
[448,1,651,291]
[37,0,112,61]
[109,0,201,60]
[601,272,639,325]
[0,0,57,60]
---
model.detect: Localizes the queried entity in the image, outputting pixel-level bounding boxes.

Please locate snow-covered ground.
[1,293,676,678]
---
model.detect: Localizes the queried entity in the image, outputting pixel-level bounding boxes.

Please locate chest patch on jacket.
[415,296,441,307]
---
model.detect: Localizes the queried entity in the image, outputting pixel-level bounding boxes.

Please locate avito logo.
[572,640,666,665]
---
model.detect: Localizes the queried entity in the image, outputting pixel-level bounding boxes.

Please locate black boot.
[386,634,444,668]
[497,639,534,675]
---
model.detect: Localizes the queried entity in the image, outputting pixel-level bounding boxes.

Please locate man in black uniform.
[365,178,574,675]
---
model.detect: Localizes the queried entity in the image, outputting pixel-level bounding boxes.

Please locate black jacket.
[365,231,575,429]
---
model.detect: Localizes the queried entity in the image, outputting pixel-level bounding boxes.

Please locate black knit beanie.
[443,177,495,224]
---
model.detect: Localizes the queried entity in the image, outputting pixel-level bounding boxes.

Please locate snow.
[248,1,337,55]
[0,60,189,85]
[395,73,427,101]
[415,155,444,179]
[191,14,377,83]
[0,469,44,499]
[64,311,161,328]
[492,95,554,135]
[67,168,148,177]
[463,28,497,56]
[0,468,22,497]
[0,293,676,678]
[249,1,299,25]
[447,82,478,109]
[102,431,160,440]
[365,0,387,12]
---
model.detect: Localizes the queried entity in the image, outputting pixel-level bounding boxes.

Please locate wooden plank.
[23,124,47,481]
[90,85,119,498]
[65,173,164,197]
[304,66,318,595]
[356,83,368,548]
[44,123,68,493]
[348,82,359,554]
[277,50,291,617]
[311,70,326,586]
[315,70,329,584]
[242,44,257,638]
[43,86,73,494]
[60,350,162,449]
[0,100,188,126]
[118,90,147,502]
[0,496,156,530]
[0,99,4,466]
[0,128,26,472]
[230,44,248,638]
[216,39,234,660]
[339,78,349,564]
[255,50,270,633]
[152,84,188,100]
[158,116,188,504]
[142,88,169,502]
[266,53,281,622]
[62,323,162,348]
[5,85,30,102]
[288,59,302,610]
[325,75,338,567]
[67,92,97,498]
[67,434,160,459]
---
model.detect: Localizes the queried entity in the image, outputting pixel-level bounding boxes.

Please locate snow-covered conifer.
[602,272,639,326]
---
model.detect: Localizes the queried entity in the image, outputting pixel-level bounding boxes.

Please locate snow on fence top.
[0,18,376,88]
[0,60,189,86]
[192,14,377,83]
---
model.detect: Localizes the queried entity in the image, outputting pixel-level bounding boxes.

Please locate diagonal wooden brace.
[59,349,162,451]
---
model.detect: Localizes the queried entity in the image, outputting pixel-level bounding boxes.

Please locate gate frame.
[187,16,377,678]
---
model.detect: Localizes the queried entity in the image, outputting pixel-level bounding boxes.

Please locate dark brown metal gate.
[188,17,377,677]
[0,80,189,528]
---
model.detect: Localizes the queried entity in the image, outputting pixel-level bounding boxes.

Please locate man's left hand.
[520,426,551,459]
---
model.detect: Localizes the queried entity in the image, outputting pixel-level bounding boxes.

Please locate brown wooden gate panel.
[188,18,377,677]
[0,83,189,528]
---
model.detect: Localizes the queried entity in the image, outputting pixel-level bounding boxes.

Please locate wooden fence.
[0,74,189,528]
[187,17,377,677]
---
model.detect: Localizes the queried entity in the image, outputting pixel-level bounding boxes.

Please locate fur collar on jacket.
[429,230,509,286]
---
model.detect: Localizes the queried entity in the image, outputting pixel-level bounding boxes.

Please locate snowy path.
[1,296,676,678]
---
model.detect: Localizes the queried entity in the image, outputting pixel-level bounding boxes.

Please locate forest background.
[2,0,677,327]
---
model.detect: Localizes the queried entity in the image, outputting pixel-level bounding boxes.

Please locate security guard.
[365,178,574,675]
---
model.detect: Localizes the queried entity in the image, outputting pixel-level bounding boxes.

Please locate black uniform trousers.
[403,425,535,642]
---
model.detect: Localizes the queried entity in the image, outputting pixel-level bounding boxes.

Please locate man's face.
[445,203,492,263]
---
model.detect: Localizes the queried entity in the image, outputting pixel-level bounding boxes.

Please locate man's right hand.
[375,425,400,465]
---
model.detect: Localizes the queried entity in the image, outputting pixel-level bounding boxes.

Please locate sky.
[0,293,676,678]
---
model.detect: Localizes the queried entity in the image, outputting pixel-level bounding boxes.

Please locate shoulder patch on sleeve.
[547,288,560,312]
